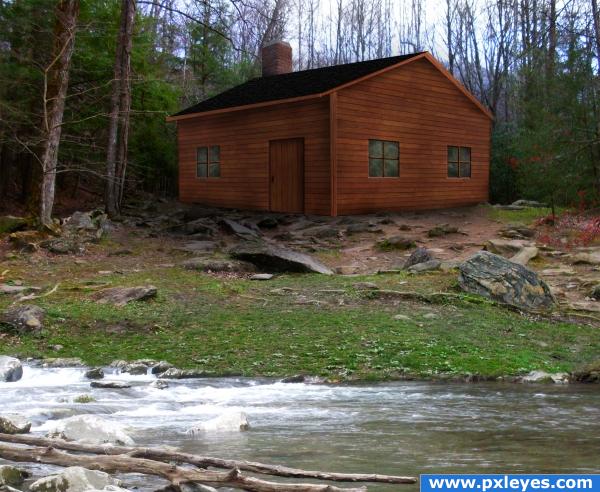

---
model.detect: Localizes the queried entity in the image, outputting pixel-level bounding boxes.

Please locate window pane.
[448,161,459,177]
[197,163,207,178]
[384,141,399,159]
[384,159,399,177]
[448,146,458,162]
[197,147,208,163]
[369,140,383,158]
[460,146,471,163]
[209,163,220,177]
[369,158,383,177]
[210,145,220,162]
[460,161,471,178]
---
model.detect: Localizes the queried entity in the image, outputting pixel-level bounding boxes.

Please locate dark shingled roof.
[173,52,424,117]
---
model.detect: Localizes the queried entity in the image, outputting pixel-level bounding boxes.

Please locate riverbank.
[1,204,599,382]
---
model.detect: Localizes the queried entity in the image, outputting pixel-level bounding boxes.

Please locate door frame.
[268,137,305,213]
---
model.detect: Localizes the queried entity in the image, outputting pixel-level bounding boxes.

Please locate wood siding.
[334,57,491,215]
[177,98,330,215]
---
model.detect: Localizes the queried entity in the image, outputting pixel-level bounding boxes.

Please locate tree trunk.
[38,0,80,227]
[105,0,135,218]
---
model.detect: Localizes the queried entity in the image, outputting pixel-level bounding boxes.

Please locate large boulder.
[458,251,555,312]
[92,286,157,306]
[1,305,45,333]
[230,243,333,275]
[0,415,31,434]
[29,467,122,492]
[0,356,23,382]
[188,411,250,434]
[64,211,96,231]
[46,415,134,445]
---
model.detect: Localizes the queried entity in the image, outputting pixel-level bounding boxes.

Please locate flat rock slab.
[230,243,334,275]
[510,246,539,265]
[571,252,600,265]
[220,218,260,239]
[0,284,38,295]
[458,251,555,312]
[176,241,218,254]
[181,258,255,273]
[92,286,157,306]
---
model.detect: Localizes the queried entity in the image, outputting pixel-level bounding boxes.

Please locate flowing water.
[1,365,599,491]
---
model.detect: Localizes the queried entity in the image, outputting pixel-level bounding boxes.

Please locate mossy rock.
[0,216,29,234]
[571,360,600,383]
[377,236,416,251]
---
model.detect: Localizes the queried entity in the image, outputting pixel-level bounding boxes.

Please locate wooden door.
[269,138,304,213]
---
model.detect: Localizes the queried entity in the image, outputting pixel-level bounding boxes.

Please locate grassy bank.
[1,264,597,380]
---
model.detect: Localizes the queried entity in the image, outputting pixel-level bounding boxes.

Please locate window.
[197,145,220,178]
[448,146,471,178]
[369,139,399,177]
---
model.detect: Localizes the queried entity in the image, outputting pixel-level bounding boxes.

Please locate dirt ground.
[1,202,599,319]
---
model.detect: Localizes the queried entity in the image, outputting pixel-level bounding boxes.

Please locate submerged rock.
[1,304,45,333]
[0,466,28,487]
[42,358,84,368]
[520,371,569,384]
[571,360,600,383]
[159,368,210,379]
[29,467,122,492]
[458,251,555,312]
[188,411,250,433]
[46,415,134,445]
[230,243,333,275]
[90,381,131,389]
[122,362,147,375]
[0,356,23,382]
[92,286,157,306]
[84,367,104,380]
[0,415,31,434]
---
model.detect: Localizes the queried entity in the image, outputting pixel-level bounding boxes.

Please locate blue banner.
[421,475,600,492]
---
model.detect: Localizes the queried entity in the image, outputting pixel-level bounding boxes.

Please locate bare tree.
[105,0,136,217]
[39,0,80,227]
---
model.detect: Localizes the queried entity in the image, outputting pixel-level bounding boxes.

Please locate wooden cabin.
[168,42,493,216]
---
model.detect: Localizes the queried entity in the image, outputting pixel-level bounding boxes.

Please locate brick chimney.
[261,40,292,77]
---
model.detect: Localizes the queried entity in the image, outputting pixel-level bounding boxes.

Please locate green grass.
[487,205,560,225]
[1,265,597,380]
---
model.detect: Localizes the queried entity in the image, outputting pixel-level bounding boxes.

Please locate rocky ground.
[0,201,599,381]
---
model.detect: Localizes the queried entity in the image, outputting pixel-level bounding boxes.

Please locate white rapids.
[1,364,600,491]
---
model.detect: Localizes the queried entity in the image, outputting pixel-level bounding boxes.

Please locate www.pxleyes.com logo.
[421,475,600,492]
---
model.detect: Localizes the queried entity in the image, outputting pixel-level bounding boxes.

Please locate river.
[1,365,599,491]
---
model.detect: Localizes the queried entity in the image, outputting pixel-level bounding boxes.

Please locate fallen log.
[0,433,416,485]
[0,443,367,492]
